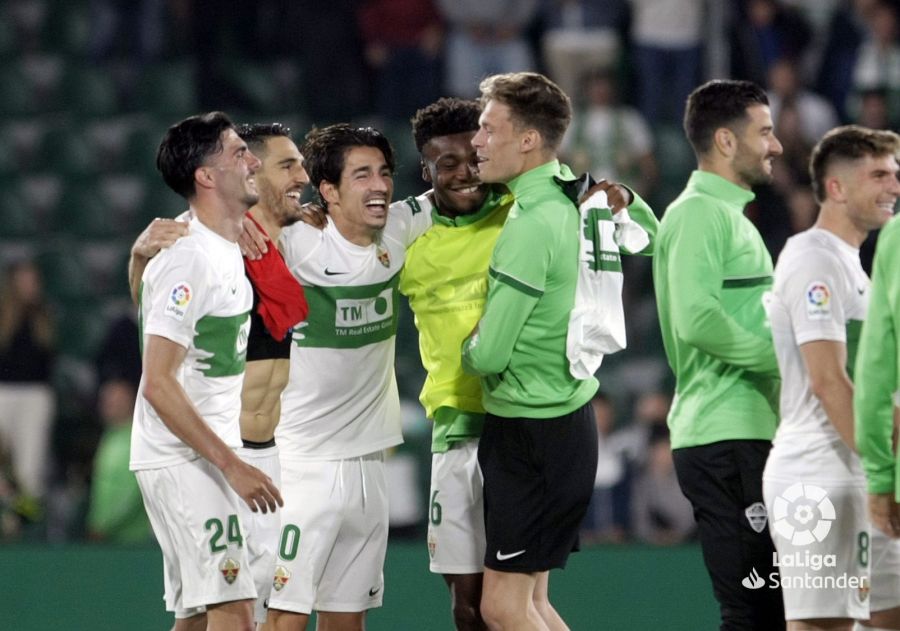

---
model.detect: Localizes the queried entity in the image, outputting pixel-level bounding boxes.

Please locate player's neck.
[330,211,377,247]
[697,159,750,190]
[249,206,281,242]
[814,205,867,249]
[191,200,246,242]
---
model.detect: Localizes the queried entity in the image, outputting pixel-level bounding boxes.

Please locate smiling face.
[731,104,783,187]
[205,128,261,208]
[842,153,900,231]
[471,99,527,184]
[321,145,394,244]
[255,135,309,227]
[421,130,487,218]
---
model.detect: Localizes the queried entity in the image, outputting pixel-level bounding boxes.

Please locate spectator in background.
[86,378,151,545]
[766,57,839,147]
[436,0,539,99]
[581,393,629,544]
[731,0,812,86]
[0,259,56,511]
[630,425,695,545]
[815,0,868,122]
[852,0,900,122]
[561,68,658,200]
[629,0,705,125]
[357,0,444,123]
[540,0,626,100]
[855,86,895,130]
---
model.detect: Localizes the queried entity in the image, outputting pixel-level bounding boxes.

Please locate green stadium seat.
[134,62,198,117]
[36,240,90,301]
[122,124,165,176]
[54,298,108,359]
[62,65,120,117]
[41,0,92,56]
[0,176,39,237]
[39,126,100,176]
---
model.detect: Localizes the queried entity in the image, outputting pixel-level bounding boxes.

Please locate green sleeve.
[461,211,547,375]
[854,224,899,495]
[461,273,539,376]
[623,188,659,256]
[664,202,778,375]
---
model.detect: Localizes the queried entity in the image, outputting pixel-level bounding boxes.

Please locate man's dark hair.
[410,98,481,152]
[809,125,900,203]
[479,72,572,151]
[683,80,769,156]
[302,124,394,209]
[156,111,234,199]
[236,122,291,158]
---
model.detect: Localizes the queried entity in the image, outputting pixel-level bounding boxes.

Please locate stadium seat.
[40,0,92,57]
[62,65,120,117]
[133,62,198,117]
[0,176,39,237]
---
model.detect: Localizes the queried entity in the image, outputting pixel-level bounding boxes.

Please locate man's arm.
[142,334,283,513]
[800,340,855,450]
[855,225,900,498]
[128,219,189,303]
[663,205,778,375]
[462,278,538,375]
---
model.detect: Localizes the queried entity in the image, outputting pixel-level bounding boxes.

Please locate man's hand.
[581,179,633,214]
[869,492,900,537]
[132,218,189,260]
[239,216,269,260]
[222,458,284,514]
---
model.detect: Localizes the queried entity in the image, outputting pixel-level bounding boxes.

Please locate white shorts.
[236,444,281,624]
[763,478,869,620]
[136,458,256,617]
[427,439,485,574]
[870,525,900,613]
[268,451,388,614]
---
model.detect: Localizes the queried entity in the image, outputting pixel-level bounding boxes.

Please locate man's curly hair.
[410,98,481,153]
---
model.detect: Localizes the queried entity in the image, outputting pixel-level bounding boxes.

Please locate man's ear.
[194,166,215,191]
[713,127,737,159]
[421,161,432,183]
[824,174,846,203]
[520,129,540,153]
[320,180,339,206]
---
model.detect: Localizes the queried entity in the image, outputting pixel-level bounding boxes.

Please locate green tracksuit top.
[653,170,780,449]
[855,216,900,496]
[461,160,658,418]
[399,188,514,451]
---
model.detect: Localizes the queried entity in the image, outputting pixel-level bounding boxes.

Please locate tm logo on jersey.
[335,288,393,333]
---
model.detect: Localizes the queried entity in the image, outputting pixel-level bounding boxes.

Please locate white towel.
[567,190,649,379]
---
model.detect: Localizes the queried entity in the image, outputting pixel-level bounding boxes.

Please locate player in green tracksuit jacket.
[403,97,657,631]
[855,216,900,539]
[653,80,785,631]
[461,72,657,631]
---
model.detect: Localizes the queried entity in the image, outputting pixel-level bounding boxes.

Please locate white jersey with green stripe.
[277,195,434,460]
[765,228,868,483]
[131,216,252,471]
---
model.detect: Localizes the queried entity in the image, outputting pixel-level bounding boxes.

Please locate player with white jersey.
[265,124,432,631]
[763,125,900,631]
[130,112,283,631]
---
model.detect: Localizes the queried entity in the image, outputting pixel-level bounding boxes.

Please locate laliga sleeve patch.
[805,281,831,321]
[165,281,193,321]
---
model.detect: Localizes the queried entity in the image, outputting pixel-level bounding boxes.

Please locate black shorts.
[478,401,598,573]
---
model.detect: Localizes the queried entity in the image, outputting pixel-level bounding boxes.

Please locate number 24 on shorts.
[205,514,244,553]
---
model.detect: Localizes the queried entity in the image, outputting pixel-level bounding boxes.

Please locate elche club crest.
[219,558,240,585]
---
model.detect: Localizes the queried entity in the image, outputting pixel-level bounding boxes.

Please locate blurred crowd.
[1,0,898,545]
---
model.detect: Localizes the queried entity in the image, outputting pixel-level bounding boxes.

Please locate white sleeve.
[384,193,435,248]
[279,222,322,275]
[779,248,848,346]
[142,245,213,349]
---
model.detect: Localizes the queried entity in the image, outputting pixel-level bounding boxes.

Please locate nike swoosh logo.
[368,587,380,597]
[495,549,526,561]
[324,268,348,276]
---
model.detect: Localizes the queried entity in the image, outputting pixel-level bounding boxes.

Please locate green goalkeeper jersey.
[400,188,514,452]
[653,170,780,449]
